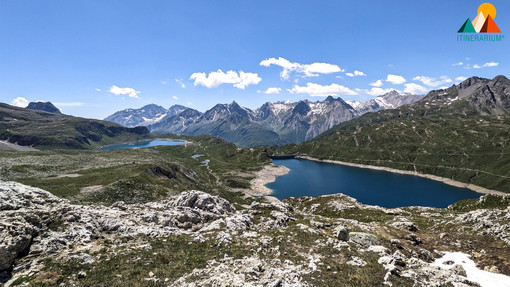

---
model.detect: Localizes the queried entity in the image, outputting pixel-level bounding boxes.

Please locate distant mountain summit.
[105,93,421,147]
[26,101,61,114]
[422,75,510,115]
[104,104,170,127]
[346,90,424,114]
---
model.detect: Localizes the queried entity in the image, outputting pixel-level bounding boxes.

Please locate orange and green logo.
[458,3,501,33]
[457,3,504,41]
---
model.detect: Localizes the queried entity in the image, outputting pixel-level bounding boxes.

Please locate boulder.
[349,232,380,247]
[0,217,38,271]
[334,225,350,241]
[171,190,235,215]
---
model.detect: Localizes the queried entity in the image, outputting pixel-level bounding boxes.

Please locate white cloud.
[483,62,499,67]
[303,62,343,77]
[452,62,464,66]
[175,78,186,88]
[95,88,102,92]
[110,85,140,99]
[346,70,366,77]
[386,74,406,85]
[287,83,357,97]
[455,76,468,82]
[263,87,282,94]
[369,80,383,87]
[404,83,427,94]
[11,97,29,107]
[463,62,499,70]
[259,57,343,79]
[172,96,178,100]
[235,71,262,89]
[412,76,452,87]
[54,102,84,107]
[190,69,261,89]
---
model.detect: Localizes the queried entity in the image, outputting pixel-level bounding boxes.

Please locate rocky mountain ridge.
[105,92,423,147]
[26,102,61,114]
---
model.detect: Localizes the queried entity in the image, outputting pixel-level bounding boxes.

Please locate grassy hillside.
[271,76,510,192]
[0,103,149,149]
[0,135,270,206]
[184,115,284,147]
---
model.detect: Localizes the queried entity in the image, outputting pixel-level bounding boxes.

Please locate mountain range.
[278,75,510,192]
[105,91,424,147]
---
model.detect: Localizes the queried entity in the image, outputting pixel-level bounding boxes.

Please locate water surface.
[101,139,186,150]
[266,159,481,208]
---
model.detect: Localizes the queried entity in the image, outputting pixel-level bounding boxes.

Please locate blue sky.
[1,0,508,119]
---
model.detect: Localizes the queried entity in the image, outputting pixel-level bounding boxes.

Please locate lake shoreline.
[249,164,290,197]
[295,155,507,196]
[99,138,190,150]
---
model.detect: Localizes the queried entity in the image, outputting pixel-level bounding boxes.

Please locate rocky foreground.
[1,180,510,286]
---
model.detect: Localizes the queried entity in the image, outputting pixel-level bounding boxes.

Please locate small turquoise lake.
[101,139,186,150]
[266,159,482,208]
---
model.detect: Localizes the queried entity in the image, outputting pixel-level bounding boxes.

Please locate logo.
[457,3,504,42]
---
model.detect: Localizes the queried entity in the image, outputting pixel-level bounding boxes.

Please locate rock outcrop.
[2,181,509,287]
[0,180,237,278]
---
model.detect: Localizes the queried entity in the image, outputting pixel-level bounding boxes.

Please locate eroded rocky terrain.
[2,180,510,286]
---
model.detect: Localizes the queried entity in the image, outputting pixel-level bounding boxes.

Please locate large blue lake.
[266,159,482,208]
[101,139,186,150]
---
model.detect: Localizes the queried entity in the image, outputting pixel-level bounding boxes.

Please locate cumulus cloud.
[95,88,102,92]
[369,80,383,87]
[172,96,178,100]
[190,69,261,89]
[404,83,427,94]
[345,70,366,77]
[452,62,464,66]
[235,71,262,89]
[11,97,29,107]
[455,76,468,82]
[175,78,186,88]
[473,64,482,69]
[483,62,499,67]
[412,76,452,87]
[263,87,282,94]
[110,85,140,99]
[386,74,406,85]
[260,57,343,79]
[288,83,357,97]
